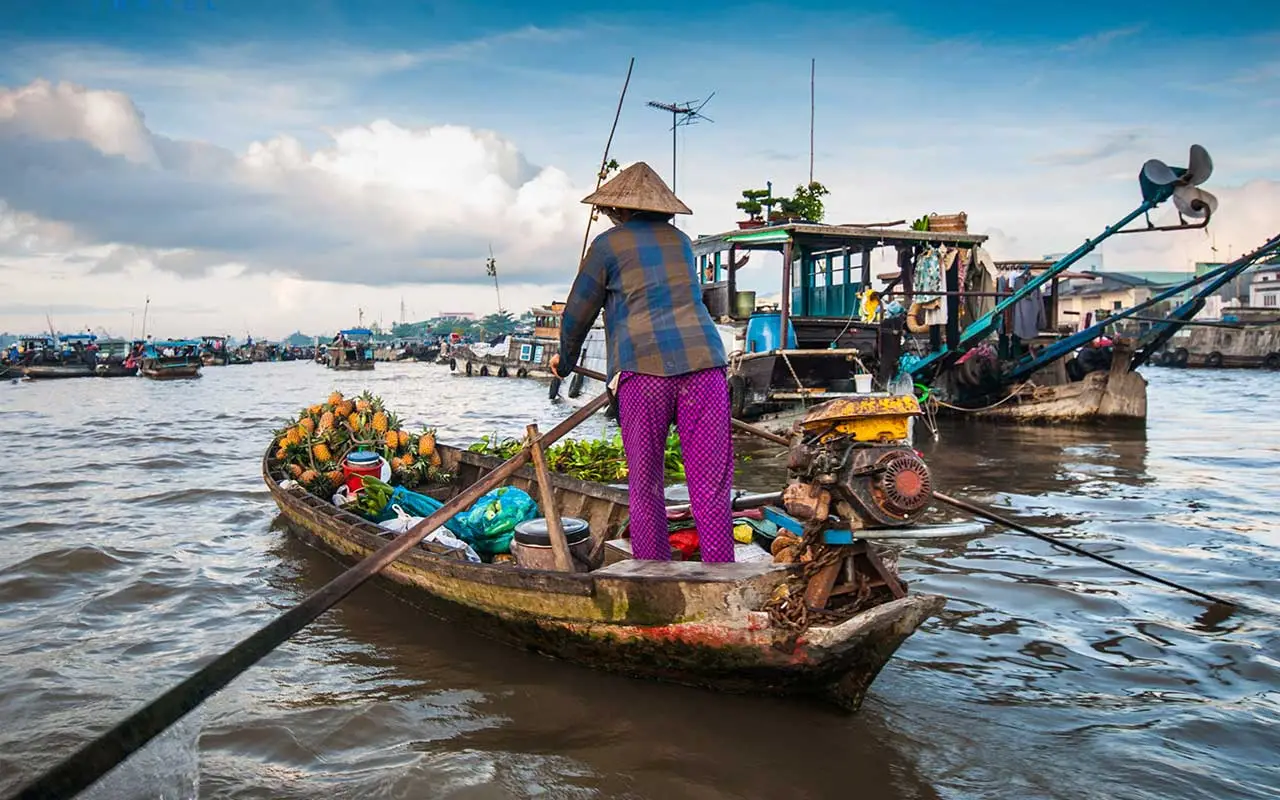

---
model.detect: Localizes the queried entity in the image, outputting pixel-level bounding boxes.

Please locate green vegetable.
[467,429,686,483]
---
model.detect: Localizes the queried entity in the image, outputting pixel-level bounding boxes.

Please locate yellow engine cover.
[796,395,921,444]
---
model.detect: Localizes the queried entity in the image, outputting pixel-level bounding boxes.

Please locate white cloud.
[0,79,586,287]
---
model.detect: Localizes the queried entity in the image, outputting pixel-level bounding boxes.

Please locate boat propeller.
[1124,144,1218,232]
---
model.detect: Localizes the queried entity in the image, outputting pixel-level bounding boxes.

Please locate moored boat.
[264,438,946,712]
[140,339,203,379]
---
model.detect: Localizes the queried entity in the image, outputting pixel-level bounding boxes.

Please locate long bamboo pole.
[579,58,635,265]
[11,390,613,800]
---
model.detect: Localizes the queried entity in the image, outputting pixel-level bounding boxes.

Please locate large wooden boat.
[263,442,944,711]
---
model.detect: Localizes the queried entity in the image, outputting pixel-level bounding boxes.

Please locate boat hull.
[23,364,96,379]
[327,362,375,371]
[95,363,138,377]
[263,446,942,710]
[140,361,202,379]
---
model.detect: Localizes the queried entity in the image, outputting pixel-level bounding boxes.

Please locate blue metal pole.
[908,196,1164,378]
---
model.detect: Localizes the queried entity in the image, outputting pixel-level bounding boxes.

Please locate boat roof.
[59,333,97,341]
[150,339,200,347]
[201,335,227,340]
[339,328,373,336]
[693,222,987,256]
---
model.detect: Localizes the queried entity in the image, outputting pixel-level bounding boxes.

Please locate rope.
[929,382,1031,413]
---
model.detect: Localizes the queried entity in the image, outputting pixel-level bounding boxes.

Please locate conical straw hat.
[581,162,692,215]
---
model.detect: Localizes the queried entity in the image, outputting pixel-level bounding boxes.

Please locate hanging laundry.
[967,247,999,321]
[911,246,948,327]
[1010,273,1046,340]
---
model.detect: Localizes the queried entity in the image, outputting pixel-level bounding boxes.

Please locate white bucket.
[854,373,873,393]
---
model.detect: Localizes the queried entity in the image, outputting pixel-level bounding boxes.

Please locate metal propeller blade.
[1186,144,1213,186]
[1173,185,1218,219]
[1142,158,1180,186]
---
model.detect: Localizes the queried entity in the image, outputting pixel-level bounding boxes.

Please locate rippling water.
[0,363,1276,799]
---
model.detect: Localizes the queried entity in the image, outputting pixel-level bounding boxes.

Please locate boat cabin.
[692,220,987,418]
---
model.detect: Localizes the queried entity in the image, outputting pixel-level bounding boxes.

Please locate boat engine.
[784,395,933,528]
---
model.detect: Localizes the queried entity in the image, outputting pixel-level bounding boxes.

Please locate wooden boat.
[0,363,21,380]
[263,442,944,712]
[23,363,96,379]
[327,328,376,371]
[140,339,203,379]
[935,339,1146,424]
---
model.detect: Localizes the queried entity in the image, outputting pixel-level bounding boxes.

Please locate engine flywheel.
[875,453,933,516]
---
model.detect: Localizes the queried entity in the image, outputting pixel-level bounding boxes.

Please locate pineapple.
[372,410,389,434]
[283,428,299,446]
[391,456,404,470]
[275,447,287,462]
[383,429,399,449]
[300,469,319,485]
[313,442,333,464]
[319,410,335,433]
[298,417,315,435]
[327,391,343,407]
[356,398,371,413]
[429,451,442,468]
[398,430,412,449]
[348,412,362,430]
[324,469,343,485]
[336,400,353,418]
[289,463,304,478]
[401,453,415,467]
[309,404,323,415]
[418,432,436,457]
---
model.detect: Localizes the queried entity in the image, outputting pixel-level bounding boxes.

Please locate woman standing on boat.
[550,162,735,563]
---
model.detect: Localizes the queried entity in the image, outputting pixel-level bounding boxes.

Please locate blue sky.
[0,0,1277,336]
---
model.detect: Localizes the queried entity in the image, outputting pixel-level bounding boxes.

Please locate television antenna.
[645,93,714,194]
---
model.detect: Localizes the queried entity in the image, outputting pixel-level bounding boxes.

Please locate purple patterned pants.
[616,367,735,562]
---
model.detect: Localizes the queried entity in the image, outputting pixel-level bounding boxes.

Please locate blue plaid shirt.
[555,218,727,379]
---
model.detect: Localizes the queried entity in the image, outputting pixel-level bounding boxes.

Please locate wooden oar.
[10,389,613,800]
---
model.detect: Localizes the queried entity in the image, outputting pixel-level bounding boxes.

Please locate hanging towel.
[1011,274,1047,340]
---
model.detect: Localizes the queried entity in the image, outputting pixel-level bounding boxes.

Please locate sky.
[0,0,1277,339]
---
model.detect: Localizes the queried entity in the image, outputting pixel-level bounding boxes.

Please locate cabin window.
[1266,295,1277,307]
[534,345,545,363]
[1113,300,1123,310]
[520,344,532,361]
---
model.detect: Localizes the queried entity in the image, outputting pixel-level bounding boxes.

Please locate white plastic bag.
[378,505,481,562]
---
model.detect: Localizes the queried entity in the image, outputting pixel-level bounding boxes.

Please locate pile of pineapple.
[272,390,445,497]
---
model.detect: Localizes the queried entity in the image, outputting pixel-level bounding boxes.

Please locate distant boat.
[327,328,375,371]
[139,339,203,380]
[200,335,231,366]
[23,333,99,379]
[94,339,138,377]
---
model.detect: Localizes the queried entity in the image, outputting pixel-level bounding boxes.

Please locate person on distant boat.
[550,162,734,564]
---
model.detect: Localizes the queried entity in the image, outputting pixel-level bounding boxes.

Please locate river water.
[0,362,1276,800]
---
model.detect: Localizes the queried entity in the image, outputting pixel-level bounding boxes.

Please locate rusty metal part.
[796,395,922,444]
[783,482,830,522]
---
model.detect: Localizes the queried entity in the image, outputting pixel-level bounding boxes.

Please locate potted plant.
[771,181,830,224]
[735,188,770,229]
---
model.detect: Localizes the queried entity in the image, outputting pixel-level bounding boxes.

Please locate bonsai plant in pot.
[736,188,771,229]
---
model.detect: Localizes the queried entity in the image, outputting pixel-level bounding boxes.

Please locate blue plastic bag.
[455,486,537,556]
[363,484,536,557]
